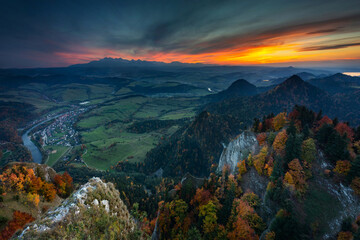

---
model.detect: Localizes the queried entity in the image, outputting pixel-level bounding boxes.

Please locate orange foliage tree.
[273,130,288,156]
[316,116,332,130]
[0,211,35,240]
[256,133,267,146]
[335,123,354,141]
[284,159,307,195]
[54,172,73,198]
[272,112,287,131]
[337,231,353,240]
[0,165,59,204]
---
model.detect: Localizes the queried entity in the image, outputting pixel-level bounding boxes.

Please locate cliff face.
[217,131,259,173]
[16,177,142,239]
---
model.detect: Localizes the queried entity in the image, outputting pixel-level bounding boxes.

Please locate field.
[44,145,71,167]
[76,95,200,170]
[1,78,205,171]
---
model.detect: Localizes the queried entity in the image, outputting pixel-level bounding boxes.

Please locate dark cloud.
[300,42,360,51]
[307,28,341,34]
[0,0,360,67]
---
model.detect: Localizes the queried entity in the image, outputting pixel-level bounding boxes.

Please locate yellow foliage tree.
[253,146,268,175]
[27,192,40,207]
[337,231,353,240]
[237,160,247,180]
[199,200,218,234]
[333,160,351,175]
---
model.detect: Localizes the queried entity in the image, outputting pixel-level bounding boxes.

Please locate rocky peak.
[16,177,139,239]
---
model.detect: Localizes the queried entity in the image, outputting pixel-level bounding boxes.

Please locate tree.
[270,209,300,240]
[199,200,218,234]
[271,156,284,181]
[241,192,260,208]
[187,227,202,240]
[41,182,57,202]
[273,130,288,156]
[351,177,360,195]
[0,211,35,240]
[227,217,257,240]
[335,123,354,141]
[54,172,73,198]
[334,160,351,176]
[348,156,360,181]
[284,159,307,195]
[337,231,353,240]
[254,146,268,175]
[257,133,267,146]
[286,121,297,136]
[27,192,40,207]
[301,138,316,165]
[272,112,287,131]
[284,133,302,165]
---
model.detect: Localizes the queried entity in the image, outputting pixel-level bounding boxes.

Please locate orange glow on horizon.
[55,35,360,66]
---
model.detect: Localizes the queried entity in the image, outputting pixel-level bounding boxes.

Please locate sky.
[0,0,360,68]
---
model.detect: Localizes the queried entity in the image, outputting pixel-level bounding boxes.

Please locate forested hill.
[145,75,360,178]
[152,106,360,240]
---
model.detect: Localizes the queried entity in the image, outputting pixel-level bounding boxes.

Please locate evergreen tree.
[271,155,284,181]
[348,156,360,182]
[287,121,297,136]
[284,134,302,165]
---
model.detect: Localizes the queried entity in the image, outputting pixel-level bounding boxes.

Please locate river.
[21,114,62,163]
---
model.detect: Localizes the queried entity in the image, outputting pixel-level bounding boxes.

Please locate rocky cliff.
[217,131,259,173]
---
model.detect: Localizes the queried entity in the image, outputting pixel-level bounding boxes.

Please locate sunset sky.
[1,0,360,68]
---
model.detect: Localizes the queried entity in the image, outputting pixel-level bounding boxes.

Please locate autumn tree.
[273,130,288,156]
[334,160,351,176]
[301,138,316,165]
[284,159,307,195]
[257,133,267,146]
[335,123,354,141]
[54,172,73,198]
[199,200,218,234]
[254,146,268,175]
[0,211,35,240]
[272,112,287,131]
[351,177,360,195]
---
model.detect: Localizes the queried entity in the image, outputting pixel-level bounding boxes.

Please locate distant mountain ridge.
[308,73,360,94]
[69,57,208,68]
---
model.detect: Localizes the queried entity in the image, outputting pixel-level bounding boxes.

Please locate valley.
[1,61,360,240]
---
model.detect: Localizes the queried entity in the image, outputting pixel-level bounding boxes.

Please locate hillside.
[151,107,360,239]
[0,162,73,239]
[204,79,258,102]
[15,177,144,239]
[144,75,336,177]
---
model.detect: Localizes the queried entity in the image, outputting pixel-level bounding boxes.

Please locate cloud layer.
[0,0,360,68]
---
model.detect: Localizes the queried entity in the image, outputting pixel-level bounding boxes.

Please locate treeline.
[127,119,188,134]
